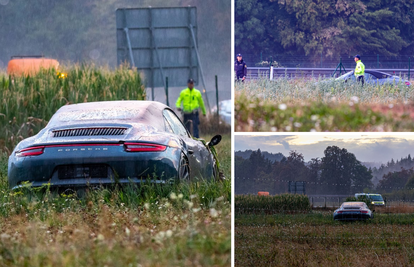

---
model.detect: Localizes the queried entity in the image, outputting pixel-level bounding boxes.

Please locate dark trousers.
[183,111,200,138]
[357,75,364,86]
[236,75,245,82]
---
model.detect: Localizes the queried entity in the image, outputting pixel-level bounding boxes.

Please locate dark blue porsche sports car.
[8,101,222,189]
[336,70,411,86]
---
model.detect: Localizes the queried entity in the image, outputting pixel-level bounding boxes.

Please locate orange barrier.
[7,57,59,76]
[258,191,269,196]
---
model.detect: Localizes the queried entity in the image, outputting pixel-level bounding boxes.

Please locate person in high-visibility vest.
[354,55,365,86]
[176,79,206,138]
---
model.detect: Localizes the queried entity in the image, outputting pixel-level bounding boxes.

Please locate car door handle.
[188,149,194,155]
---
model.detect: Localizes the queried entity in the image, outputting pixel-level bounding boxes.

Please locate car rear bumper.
[334,214,372,221]
[8,143,181,189]
[11,178,170,190]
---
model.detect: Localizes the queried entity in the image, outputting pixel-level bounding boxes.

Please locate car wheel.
[178,153,190,181]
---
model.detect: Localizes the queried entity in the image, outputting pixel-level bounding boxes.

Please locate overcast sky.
[234,134,414,163]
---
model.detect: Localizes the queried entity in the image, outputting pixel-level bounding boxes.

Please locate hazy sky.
[234,134,414,163]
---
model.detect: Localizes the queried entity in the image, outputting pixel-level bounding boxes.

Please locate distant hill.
[235,150,285,162]
[371,154,414,186]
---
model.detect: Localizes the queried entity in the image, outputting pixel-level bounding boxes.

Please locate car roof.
[57,100,168,112]
[365,70,392,78]
[49,100,170,131]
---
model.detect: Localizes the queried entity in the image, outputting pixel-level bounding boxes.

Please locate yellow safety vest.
[355,60,365,77]
[176,88,206,115]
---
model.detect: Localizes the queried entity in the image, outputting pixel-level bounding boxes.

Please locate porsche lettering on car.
[8,101,222,189]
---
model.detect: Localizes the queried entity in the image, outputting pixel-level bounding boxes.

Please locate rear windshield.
[342,202,364,208]
[369,195,384,201]
[344,206,362,209]
[336,71,353,79]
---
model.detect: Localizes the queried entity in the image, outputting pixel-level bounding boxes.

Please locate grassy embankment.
[235,77,414,131]
[0,66,231,266]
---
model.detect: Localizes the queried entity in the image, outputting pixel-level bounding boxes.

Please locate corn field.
[235,194,311,214]
[0,65,146,153]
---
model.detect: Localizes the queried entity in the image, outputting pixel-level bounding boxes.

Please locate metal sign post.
[116,7,203,104]
[332,57,346,77]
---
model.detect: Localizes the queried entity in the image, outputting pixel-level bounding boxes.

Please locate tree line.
[371,154,414,185]
[235,146,373,195]
[235,0,414,62]
[235,146,414,196]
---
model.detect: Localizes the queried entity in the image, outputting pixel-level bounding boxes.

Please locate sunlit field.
[235,196,414,266]
[0,66,231,266]
[235,77,414,131]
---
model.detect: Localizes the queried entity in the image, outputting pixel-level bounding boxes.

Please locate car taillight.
[406,81,411,86]
[360,210,368,214]
[16,146,45,157]
[337,211,343,214]
[124,142,166,152]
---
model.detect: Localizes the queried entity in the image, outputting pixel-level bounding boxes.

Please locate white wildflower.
[192,208,202,213]
[185,200,194,209]
[210,208,218,218]
[350,96,359,103]
[310,115,319,121]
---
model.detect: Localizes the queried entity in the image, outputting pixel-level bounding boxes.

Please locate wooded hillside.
[235,0,414,61]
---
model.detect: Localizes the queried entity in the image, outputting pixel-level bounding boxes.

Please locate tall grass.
[235,194,311,214]
[0,135,231,266]
[236,76,413,104]
[0,65,146,153]
[235,77,414,131]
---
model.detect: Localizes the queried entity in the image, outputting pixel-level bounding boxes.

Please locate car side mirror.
[208,135,222,147]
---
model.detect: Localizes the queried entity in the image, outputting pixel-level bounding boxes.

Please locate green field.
[236,211,414,266]
[0,66,231,266]
[235,78,414,131]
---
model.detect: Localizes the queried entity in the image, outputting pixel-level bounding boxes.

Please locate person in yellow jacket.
[354,55,365,86]
[176,79,206,138]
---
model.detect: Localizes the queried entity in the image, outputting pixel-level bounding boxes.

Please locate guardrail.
[308,195,351,208]
[247,67,413,80]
